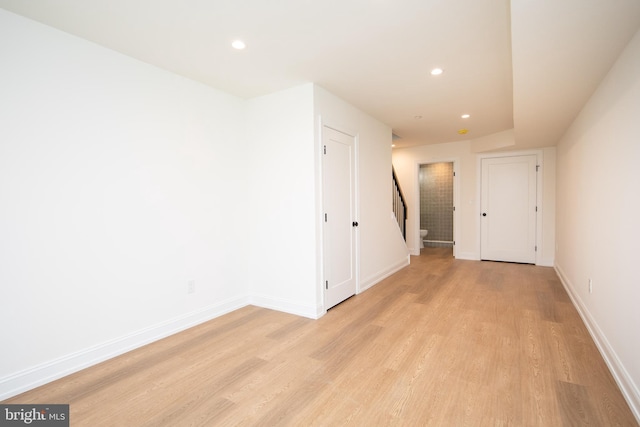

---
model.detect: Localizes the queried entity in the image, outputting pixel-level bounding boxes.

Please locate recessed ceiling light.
[430,68,444,76]
[231,40,246,50]
[391,144,396,148]
[461,114,470,119]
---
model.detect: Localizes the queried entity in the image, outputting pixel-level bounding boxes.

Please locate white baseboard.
[411,247,476,259]
[249,295,323,320]
[455,251,478,260]
[555,263,640,424]
[0,296,250,401]
[537,258,555,267]
[359,255,410,293]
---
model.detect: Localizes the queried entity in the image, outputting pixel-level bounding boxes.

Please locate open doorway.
[419,162,455,257]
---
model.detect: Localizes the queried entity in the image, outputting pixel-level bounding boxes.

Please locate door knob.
[482,213,487,217]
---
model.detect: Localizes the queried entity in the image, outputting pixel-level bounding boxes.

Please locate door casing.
[480,155,537,263]
[476,150,544,265]
[412,158,460,257]
[320,124,359,311]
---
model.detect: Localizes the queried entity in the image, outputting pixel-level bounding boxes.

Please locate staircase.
[392,167,407,241]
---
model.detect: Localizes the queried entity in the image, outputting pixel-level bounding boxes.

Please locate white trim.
[475,150,544,265]
[316,116,327,314]
[359,255,410,293]
[413,157,461,259]
[455,251,479,261]
[555,263,640,424]
[538,257,555,267]
[0,296,250,401]
[535,155,544,266]
[354,133,361,297]
[249,295,323,320]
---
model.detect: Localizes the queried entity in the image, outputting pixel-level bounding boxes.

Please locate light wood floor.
[4,248,638,426]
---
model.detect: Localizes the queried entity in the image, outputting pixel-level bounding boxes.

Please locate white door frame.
[476,150,544,265]
[319,121,360,312]
[413,158,460,258]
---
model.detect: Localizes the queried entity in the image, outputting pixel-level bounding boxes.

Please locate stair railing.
[392,167,407,241]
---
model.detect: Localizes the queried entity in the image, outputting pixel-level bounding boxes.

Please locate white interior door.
[322,126,357,309]
[480,155,537,263]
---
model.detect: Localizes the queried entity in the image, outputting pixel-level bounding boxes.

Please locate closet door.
[322,125,357,309]
[481,155,537,264]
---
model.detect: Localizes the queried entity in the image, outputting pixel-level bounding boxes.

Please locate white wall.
[235,83,411,319]
[555,28,640,419]
[0,10,411,399]
[540,147,556,266]
[314,87,409,297]
[0,9,248,397]
[392,140,477,258]
[392,140,555,265]
[245,84,319,318]
[470,128,515,153]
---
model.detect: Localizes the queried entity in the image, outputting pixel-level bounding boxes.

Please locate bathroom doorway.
[419,162,455,256]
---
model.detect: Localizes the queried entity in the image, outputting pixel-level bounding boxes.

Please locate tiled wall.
[419,162,453,248]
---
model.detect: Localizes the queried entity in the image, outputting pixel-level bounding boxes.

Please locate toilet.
[420,229,428,248]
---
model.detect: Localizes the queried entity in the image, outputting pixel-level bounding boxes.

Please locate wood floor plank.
[556,380,599,426]
[3,247,637,426]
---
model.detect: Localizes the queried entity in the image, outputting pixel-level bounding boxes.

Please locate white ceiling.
[1,0,639,149]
